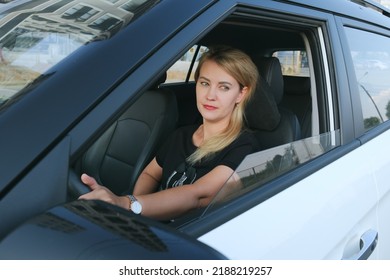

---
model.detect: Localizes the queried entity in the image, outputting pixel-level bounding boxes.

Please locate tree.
[386,100,390,120]
[364,117,381,129]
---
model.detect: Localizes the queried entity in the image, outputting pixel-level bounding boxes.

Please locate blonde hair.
[187,46,259,164]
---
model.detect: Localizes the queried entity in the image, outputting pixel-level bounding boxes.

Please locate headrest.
[253,57,284,104]
[245,75,281,131]
[283,76,311,96]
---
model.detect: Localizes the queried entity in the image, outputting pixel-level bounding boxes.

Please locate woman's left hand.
[78,173,129,209]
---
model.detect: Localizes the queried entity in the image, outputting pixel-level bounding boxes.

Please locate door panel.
[199,138,379,259]
[369,129,390,259]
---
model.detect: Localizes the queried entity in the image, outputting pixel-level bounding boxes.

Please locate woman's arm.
[132,158,162,195]
[78,157,162,209]
[79,164,239,221]
[134,165,237,220]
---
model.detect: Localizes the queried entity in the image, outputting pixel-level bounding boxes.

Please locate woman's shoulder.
[236,129,260,148]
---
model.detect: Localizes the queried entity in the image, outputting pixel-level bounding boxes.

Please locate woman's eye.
[220,85,230,91]
[200,81,209,86]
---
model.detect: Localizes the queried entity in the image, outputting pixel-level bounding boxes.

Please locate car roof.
[287,0,390,25]
[199,0,389,54]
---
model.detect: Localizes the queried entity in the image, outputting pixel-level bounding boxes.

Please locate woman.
[79,46,259,220]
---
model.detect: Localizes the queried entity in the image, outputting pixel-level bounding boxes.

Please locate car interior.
[69,14,329,224]
[74,73,178,195]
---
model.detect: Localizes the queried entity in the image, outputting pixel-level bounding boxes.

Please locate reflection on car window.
[202,130,341,215]
[0,0,160,108]
[345,27,390,131]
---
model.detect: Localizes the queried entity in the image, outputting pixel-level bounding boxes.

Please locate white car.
[0,0,389,260]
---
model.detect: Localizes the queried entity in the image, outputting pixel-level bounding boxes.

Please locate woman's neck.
[193,120,229,146]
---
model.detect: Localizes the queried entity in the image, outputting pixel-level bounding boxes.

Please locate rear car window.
[273,50,310,77]
[344,27,390,131]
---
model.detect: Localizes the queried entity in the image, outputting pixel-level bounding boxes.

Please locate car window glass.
[0,0,160,108]
[273,50,310,77]
[202,130,341,216]
[165,45,207,83]
[344,27,390,131]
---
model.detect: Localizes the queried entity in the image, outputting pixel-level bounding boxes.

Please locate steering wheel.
[68,169,90,198]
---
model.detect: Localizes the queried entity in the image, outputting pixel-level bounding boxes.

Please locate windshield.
[0,0,160,107]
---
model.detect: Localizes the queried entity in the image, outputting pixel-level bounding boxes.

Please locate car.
[0,0,390,260]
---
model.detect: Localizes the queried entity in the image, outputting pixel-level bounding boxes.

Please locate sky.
[374,0,390,8]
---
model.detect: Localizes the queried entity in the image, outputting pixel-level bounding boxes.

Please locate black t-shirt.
[155,125,258,190]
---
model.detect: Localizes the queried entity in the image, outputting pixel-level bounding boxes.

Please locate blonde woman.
[80,46,259,220]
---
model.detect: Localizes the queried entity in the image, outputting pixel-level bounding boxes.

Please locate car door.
[339,16,390,259]
[190,0,382,259]
[198,135,380,259]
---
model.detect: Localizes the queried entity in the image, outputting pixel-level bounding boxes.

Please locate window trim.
[337,16,390,138]
[317,26,335,136]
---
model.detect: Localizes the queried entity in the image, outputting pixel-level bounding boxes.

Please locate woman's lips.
[203,104,217,110]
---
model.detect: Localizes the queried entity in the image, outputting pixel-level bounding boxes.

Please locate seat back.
[246,57,301,150]
[80,77,178,195]
[282,76,312,138]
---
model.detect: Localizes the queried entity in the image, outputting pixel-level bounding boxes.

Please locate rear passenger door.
[189,0,380,259]
[339,16,390,260]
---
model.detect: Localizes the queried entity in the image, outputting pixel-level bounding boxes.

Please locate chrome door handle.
[343,229,378,260]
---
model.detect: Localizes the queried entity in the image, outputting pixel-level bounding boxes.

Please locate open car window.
[157,14,336,225]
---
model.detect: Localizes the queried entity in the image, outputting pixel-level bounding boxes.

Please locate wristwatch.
[127,195,142,214]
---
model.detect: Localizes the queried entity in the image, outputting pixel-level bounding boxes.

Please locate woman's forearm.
[133,158,162,195]
[135,184,200,220]
[133,171,160,195]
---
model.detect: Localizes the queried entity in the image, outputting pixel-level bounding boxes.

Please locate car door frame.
[335,14,390,260]
[184,0,381,259]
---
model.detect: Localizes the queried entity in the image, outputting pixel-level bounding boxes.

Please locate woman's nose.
[205,87,217,100]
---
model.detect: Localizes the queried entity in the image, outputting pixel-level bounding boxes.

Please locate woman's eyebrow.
[198,76,210,82]
[199,76,234,86]
[218,81,233,86]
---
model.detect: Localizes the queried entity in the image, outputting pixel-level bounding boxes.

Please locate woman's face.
[196,59,247,126]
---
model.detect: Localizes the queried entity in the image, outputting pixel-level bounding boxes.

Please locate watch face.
[131,201,142,214]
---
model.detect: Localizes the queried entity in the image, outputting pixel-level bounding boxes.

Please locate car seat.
[72,73,178,196]
[246,56,301,150]
[281,75,312,138]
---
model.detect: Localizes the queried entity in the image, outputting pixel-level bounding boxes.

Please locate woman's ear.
[236,86,248,103]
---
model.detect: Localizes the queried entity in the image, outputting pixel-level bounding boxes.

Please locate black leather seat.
[245,57,301,150]
[78,75,178,195]
[282,76,312,138]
